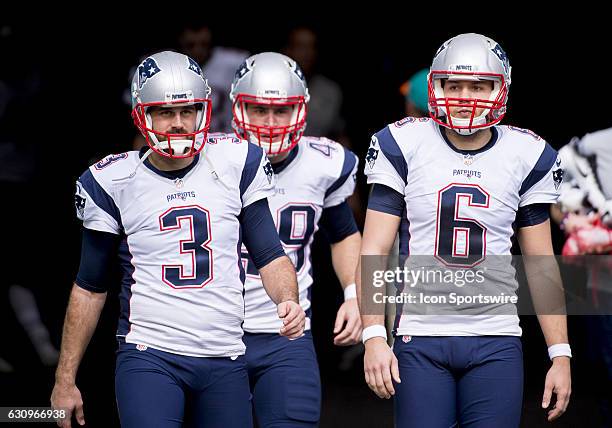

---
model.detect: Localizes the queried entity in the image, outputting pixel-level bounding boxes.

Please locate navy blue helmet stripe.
[519,143,558,196]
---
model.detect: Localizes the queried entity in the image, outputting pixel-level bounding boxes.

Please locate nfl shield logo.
[402,335,412,343]
[136,344,148,351]
[463,154,474,166]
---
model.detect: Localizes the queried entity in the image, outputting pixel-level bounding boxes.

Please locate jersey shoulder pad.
[302,136,357,179]
[86,151,138,185]
[391,116,433,129]
[302,136,343,159]
[370,121,423,161]
[385,117,437,151]
[500,125,543,142]
[206,132,243,146]
[205,132,253,169]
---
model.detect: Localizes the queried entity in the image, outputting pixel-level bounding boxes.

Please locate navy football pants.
[243,331,321,427]
[115,340,252,428]
[393,336,523,428]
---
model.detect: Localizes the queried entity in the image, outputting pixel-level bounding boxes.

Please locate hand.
[333,299,362,346]
[364,337,400,399]
[51,381,85,427]
[277,300,305,339]
[542,357,571,422]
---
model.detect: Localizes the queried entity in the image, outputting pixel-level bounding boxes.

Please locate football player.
[50,51,304,428]
[228,52,362,427]
[554,136,612,255]
[553,130,612,426]
[358,34,571,426]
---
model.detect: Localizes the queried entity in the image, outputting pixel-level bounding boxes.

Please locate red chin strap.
[232,94,307,155]
[131,98,212,159]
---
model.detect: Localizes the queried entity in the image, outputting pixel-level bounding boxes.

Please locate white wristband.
[344,283,357,301]
[548,343,572,360]
[362,325,387,344]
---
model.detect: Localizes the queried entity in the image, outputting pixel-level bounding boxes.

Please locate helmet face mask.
[230,52,310,155]
[232,94,307,155]
[427,34,512,136]
[132,99,212,158]
[130,51,213,159]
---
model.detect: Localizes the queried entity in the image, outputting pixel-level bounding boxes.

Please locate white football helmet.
[428,33,512,135]
[230,52,309,155]
[131,51,212,158]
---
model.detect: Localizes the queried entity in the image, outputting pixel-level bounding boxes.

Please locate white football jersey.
[240,136,358,333]
[75,136,274,357]
[365,118,562,336]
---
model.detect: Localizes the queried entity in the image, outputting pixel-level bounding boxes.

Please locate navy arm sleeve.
[240,198,286,270]
[319,201,359,244]
[367,184,404,217]
[516,203,550,228]
[75,227,121,293]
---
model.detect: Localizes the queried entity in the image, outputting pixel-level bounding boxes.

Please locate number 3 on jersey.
[159,205,213,288]
[241,203,316,277]
[435,184,489,267]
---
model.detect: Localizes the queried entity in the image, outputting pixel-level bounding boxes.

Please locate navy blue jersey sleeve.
[516,203,550,228]
[240,198,286,269]
[367,184,405,217]
[319,201,359,244]
[75,227,121,293]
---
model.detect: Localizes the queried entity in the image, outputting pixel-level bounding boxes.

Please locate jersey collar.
[140,147,200,180]
[270,145,299,174]
[437,125,499,155]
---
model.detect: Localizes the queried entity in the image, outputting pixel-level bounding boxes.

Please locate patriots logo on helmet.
[366,147,379,169]
[491,44,511,76]
[187,57,204,78]
[137,57,161,90]
[434,41,448,58]
[233,60,251,84]
[75,183,86,219]
[263,161,274,184]
[292,62,307,84]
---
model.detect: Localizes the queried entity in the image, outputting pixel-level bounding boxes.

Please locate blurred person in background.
[284,26,347,146]
[178,23,249,134]
[399,68,429,118]
[0,24,59,373]
[552,129,612,426]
